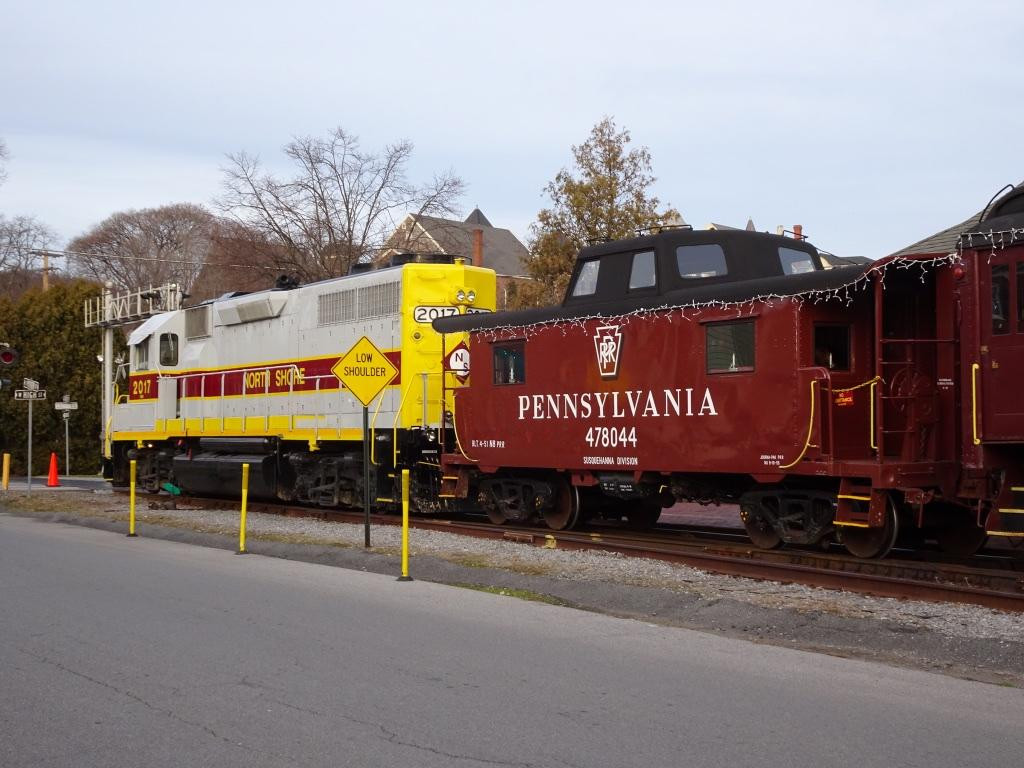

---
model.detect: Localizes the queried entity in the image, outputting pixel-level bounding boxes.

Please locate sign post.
[15,379,45,492]
[56,395,78,476]
[331,337,399,548]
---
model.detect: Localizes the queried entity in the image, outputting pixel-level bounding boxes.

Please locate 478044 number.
[584,426,637,448]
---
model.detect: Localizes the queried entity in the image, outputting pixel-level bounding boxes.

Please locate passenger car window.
[159,333,179,366]
[677,244,727,279]
[706,321,754,373]
[629,251,656,290]
[992,264,1009,335]
[813,325,851,370]
[1017,263,1024,333]
[493,343,525,385]
[571,260,600,297]
[779,247,817,275]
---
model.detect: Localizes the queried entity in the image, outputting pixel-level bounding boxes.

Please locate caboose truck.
[434,186,1024,558]
[105,255,496,512]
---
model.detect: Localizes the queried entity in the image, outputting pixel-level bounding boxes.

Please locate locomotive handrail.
[971,362,981,445]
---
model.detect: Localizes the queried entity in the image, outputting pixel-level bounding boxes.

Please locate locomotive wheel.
[625,501,661,530]
[543,480,581,531]
[935,520,987,557]
[837,497,899,558]
[740,503,782,550]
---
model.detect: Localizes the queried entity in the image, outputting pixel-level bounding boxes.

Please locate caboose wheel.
[543,480,581,531]
[935,520,987,557]
[837,497,898,558]
[740,503,782,550]
[625,501,661,530]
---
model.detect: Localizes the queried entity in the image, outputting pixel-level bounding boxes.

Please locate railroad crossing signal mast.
[83,283,184,458]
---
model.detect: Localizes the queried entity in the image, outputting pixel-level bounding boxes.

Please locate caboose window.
[992,264,1010,335]
[571,260,600,296]
[493,343,525,385]
[629,250,656,290]
[159,333,179,367]
[677,244,727,279]
[813,325,850,370]
[706,321,754,373]
[779,247,817,275]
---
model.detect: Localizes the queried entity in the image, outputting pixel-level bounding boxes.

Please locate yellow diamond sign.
[332,336,399,407]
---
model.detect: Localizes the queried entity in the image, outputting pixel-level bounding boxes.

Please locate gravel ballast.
[3,489,1023,687]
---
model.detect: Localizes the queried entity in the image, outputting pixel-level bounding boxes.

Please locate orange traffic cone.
[47,452,60,487]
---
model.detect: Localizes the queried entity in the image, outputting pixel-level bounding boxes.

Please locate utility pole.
[42,250,50,291]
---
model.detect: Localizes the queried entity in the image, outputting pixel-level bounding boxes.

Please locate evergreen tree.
[513,117,679,308]
[0,280,123,475]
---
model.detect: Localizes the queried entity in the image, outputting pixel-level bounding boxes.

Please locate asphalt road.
[1,514,1021,768]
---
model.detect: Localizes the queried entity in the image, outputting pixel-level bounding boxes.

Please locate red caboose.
[435,188,1024,558]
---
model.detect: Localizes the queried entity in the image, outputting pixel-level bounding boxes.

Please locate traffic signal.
[0,346,17,366]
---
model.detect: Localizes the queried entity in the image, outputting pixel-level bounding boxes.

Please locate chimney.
[472,228,484,267]
[793,224,804,241]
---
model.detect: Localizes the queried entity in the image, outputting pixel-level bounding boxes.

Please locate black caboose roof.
[435,228,866,334]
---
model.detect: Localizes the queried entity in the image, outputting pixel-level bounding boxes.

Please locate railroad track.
[123,491,1024,613]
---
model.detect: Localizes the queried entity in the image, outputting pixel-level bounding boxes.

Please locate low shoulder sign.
[331,337,398,407]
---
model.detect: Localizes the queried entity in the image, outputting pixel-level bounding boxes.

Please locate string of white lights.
[472,252,963,342]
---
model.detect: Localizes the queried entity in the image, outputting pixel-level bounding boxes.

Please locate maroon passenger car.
[434,189,1024,558]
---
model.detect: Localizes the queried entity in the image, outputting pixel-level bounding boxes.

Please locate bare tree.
[0,138,8,187]
[67,203,214,293]
[0,214,55,272]
[217,127,465,281]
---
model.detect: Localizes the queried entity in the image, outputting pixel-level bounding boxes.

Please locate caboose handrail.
[779,373,822,470]
[971,362,981,445]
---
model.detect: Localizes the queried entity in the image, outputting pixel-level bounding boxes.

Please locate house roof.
[889,184,1023,258]
[888,211,984,258]
[386,211,529,276]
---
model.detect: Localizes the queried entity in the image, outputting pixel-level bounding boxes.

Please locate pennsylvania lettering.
[517,388,718,420]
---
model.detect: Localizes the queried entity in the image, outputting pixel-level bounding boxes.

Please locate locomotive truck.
[434,187,1024,558]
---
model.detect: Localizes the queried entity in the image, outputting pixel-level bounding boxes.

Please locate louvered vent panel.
[185,306,210,340]
[318,289,357,326]
[357,282,400,320]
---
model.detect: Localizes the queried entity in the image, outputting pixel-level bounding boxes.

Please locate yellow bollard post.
[1,453,10,491]
[127,459,137,537]
[397,468,413,581]
[237,463,250,555]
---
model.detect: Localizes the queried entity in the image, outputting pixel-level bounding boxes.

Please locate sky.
[1,0,1021,262]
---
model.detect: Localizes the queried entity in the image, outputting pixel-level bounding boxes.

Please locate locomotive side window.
[1017,263,1024,333]
[992,264,1010,335]
[571,260,600,297]
[493,343,525,385]
[159,333,179,367]
[134,339,150,371]
[779,247,817,275]
[813,325,851,370]
[629,250,656,290]
[706,320,754,373]
[677,244,727,279]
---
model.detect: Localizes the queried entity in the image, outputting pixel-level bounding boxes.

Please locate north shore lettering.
[516,389,718,420]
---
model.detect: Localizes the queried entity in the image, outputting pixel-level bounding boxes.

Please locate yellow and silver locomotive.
[107,256,495,509]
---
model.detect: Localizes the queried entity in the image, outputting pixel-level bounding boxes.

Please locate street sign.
[331,337,398,407]
[55,401,78,410]
[14,389,46,401]
[23,378,39,390]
